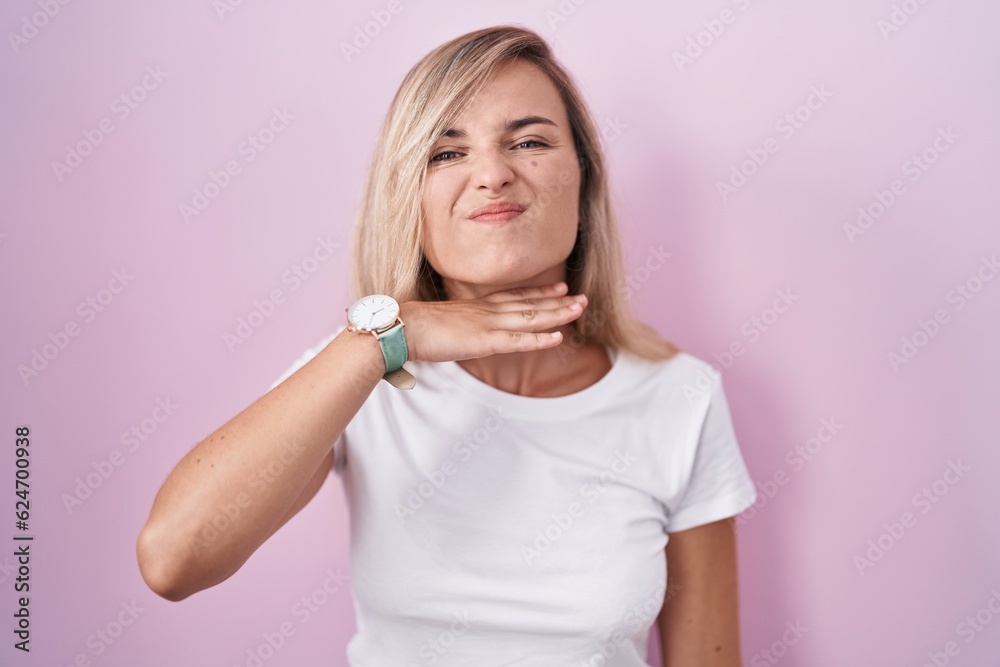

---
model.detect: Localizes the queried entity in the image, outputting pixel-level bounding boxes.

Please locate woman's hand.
[399,281,588,363]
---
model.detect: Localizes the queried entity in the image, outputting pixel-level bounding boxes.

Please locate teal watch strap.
[376,322,407,374]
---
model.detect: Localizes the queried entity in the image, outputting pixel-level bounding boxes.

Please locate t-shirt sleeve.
[266,326,348,472]
[666,373,757,533]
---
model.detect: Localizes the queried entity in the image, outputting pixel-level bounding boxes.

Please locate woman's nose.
[471,148,515,191]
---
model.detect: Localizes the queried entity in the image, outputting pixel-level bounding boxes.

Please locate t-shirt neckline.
[430,345,628,422]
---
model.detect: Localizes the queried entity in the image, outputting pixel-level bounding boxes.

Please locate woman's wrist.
[334,327,389,383]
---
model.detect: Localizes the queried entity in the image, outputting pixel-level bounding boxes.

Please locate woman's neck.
[457,335,611,398]
[442,265,611,397]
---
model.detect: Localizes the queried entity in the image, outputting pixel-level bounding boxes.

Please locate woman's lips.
[468,202,526,223]
[471,209,524,223]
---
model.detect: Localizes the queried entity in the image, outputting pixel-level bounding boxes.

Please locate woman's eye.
[430,151,460,163]
[430,141,545,163]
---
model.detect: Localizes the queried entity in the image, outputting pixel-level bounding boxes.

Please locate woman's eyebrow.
[440,115,557,139]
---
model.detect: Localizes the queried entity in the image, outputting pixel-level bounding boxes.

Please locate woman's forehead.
[442,67,569,135]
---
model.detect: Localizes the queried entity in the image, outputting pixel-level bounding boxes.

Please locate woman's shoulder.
[618,346,725,406]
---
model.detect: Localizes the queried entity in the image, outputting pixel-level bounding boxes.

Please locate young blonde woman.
[137,25,758,666]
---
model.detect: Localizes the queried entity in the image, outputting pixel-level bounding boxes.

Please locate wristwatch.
[345,294,415,389]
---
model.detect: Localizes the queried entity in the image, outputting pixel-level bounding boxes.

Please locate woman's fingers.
[490,292,588,314]
[490,294,588,332]
[398,282,589,362]
[482,329,566,355]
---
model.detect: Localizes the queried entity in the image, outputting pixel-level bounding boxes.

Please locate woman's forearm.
[136,329,385,601]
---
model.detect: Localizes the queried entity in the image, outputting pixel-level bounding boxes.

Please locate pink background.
[2,1,999,665]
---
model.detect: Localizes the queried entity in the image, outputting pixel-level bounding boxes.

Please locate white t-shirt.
[268,326,757,666]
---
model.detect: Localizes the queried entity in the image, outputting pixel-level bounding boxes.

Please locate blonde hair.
[350,24,680,361]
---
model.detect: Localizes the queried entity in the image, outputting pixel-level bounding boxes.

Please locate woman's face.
[421,58,582,299]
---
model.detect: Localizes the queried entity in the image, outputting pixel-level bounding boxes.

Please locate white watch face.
[348,295,399,331]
